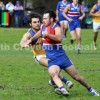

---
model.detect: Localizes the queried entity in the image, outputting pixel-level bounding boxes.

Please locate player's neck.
[50,22,55,27]
[73,3,78,7]
[32,28,39,33]
[98,3,100,6]
[62,0,67,4]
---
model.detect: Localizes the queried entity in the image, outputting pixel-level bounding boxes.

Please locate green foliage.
[0,28,100,100]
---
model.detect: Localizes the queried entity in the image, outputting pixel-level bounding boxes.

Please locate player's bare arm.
[27,30,41,45]
[63,4,73,22]
[90,5,100,17]
[20,32,31,48]
[56,10,59,21]
[79,6,85,20]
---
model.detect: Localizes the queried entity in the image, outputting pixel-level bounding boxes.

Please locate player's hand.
[43,31,48,38]
[22,44,30,48]
[26,40,32,45]
[79,16,83,20]
[68,18,73,22]
[20,42,30,48]
[56,16,59,21]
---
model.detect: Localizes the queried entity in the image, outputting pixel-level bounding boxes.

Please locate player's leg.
[36,55,48,67]
[35,55,73,88]
[48,65,62,87]
[65,65,99,96]
[63,20,68,38]
[34,55,48,67]
[65,65,89,88]
[48,65,69,96]
[60,21,66,39]
[61,54,99,96]
[70,30,76,44]
[94,31,98,49]
[93,22,99,50]
[75,28,81,53]
[58,72,73,89]
[49,73,73,89]
[69,22,76,44]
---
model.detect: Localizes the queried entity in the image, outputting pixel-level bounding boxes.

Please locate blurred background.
[0,0,97,28]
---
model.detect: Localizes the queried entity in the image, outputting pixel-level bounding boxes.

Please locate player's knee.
[50,73,57,78]
[49,71,57,78]
[64,26,68,30]
[72,37,76,41]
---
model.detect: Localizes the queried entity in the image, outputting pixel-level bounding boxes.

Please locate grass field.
[0,28,100,100]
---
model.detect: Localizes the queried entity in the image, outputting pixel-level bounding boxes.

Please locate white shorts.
[93,22,100,32]
[34,54,46,63]
[60,20,68,23]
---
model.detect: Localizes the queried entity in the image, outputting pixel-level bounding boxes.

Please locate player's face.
[43,13,51,26]
[30,18,40,30]
[73,0,78,4]
[98,0,100,4]
[62,0,67,2]
[82,1,85,5]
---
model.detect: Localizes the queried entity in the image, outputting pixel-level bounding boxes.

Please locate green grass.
[0,28,100,100]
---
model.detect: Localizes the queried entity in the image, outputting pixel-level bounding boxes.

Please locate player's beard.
[34,27,40,31]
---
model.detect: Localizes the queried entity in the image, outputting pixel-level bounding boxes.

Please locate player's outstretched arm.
[26,30,41,45]
[90,5,100,17]
[90,5,96,17]
[20,32,31,48]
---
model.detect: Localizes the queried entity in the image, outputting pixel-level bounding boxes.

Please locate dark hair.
[27,13,42,24]
[44,10,56,22]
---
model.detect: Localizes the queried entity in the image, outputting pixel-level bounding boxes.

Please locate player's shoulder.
[54,23,61,31]
[67,1,70,5]
[22,31,31,39]
[58,1,62,4]
[28,28,36,36]
[68,3,71,6]
[92,4,97,9]
[53,22,60,29]
[24,28,31,35]
[78,3,81,6]
[56,1,61,6]
[28,28,32,33]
